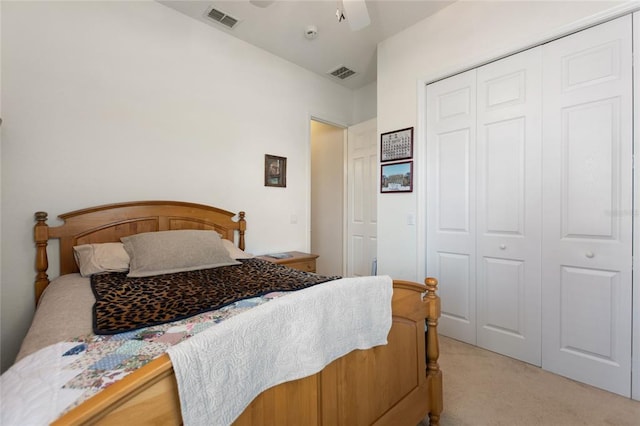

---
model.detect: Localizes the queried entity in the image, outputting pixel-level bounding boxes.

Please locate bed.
[10,200,443,425]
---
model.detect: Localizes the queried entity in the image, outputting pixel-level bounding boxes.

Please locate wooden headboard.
[34,200,246,304]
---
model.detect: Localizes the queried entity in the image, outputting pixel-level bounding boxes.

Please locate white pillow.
[73,243,130,277]
[222,239,253,259]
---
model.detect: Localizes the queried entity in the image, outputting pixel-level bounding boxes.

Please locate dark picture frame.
[381,161,413,193]
[264,154,287,187]
[380,127,413,163]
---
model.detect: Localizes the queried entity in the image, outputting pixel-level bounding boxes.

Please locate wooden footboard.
[52,278,442,426]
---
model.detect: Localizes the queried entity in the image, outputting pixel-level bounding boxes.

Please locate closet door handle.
[585,251,595,258]
[499,244,506,250]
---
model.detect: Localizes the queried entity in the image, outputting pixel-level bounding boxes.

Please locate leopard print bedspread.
[91,258,340,334]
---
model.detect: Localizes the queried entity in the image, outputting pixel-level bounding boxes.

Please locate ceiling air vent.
[207,7,239,29]
[329,66,356,80]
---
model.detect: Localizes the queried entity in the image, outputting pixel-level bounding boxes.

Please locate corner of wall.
[352,81,377,124]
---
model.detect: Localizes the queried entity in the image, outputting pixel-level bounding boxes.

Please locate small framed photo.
[381,161,413,193]
[381,127,413,163]
[265,154,287,187]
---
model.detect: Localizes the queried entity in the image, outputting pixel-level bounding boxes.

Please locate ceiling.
[159,1,454,90]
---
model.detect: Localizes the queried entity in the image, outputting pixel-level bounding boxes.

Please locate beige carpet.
[429,336,640,426]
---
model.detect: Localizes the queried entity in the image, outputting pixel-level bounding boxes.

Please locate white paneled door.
[347,118,377,277]
[541,16,633,397]
[476,47,542,366]
[426,70,477,344]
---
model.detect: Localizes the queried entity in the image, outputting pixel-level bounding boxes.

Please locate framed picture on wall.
[264,154,287,187]
[381,161,413,193]
[380,127,413,162]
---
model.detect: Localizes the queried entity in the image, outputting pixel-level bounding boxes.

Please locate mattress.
[17,274,94,361]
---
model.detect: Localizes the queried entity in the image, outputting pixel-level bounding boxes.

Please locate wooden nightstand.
[257,251,319,273]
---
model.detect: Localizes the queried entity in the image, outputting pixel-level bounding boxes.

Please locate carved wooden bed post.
[425,277,443,425]
[237,211,246,251]
[34,211,50,305]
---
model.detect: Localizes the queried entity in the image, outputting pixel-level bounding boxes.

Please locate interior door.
[426,70,477,344]
[346,118,377,277]
[541,15,633,397]
[476,47,542,365]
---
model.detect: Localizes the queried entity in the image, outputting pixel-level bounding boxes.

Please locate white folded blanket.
[167,275,393,426]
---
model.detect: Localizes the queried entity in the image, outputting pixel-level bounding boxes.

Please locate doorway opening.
[310,119,346,276]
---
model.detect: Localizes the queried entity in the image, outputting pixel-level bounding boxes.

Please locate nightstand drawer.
[286,260,316,273]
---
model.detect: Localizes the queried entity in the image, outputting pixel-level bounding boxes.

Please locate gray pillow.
[121,230,240,277]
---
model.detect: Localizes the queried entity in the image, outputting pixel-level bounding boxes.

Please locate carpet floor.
[428,336,640,426]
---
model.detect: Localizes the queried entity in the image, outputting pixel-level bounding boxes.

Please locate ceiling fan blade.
[342,0,370,31]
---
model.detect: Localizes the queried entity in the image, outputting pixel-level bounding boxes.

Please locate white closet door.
[541,15,633,397]
[426,70,477,344]
[476,47,542,365]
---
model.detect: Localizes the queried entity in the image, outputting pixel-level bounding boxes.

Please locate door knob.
[585,251,594,258]
[499,244,506,250]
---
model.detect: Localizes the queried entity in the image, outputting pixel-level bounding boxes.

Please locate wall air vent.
[328,66,356,80]
[207,7,239,29]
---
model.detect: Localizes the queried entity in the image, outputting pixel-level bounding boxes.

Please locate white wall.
[376,0,634,281]
[0,0,354,372]
[352,81,376,124]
